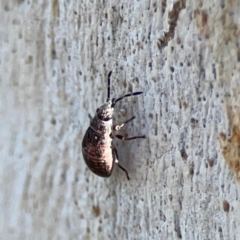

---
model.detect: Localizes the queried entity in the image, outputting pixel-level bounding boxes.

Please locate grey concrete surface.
[1,0,240,239]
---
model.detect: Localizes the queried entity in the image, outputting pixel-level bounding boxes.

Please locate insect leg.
[113,147,130,180]
[113,116,135,131]
[88,113,93,121]
[115,134,146,140]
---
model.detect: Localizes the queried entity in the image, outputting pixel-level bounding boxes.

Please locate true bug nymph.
[82,71,145,180]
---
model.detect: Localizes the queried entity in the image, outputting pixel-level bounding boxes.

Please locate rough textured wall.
[1,0,240,239]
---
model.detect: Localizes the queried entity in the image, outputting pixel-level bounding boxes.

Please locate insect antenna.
[107,71,112,102]
[114,91,143,104]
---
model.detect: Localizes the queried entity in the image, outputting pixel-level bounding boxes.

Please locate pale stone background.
[1,0,240,239]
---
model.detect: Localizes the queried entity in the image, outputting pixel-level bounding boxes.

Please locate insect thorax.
[96,101,114,121]
[90,115,112,136]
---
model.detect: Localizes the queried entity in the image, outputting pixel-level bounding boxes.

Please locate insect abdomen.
[82,127,114,177]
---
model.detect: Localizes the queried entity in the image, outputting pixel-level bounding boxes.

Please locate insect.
[82,71,145,180]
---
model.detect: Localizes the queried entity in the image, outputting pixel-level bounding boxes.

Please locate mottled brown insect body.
[82,116,114,177]
[82,72,145,180]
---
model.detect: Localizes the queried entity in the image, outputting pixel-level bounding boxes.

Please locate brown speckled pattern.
[82,111,114,177]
